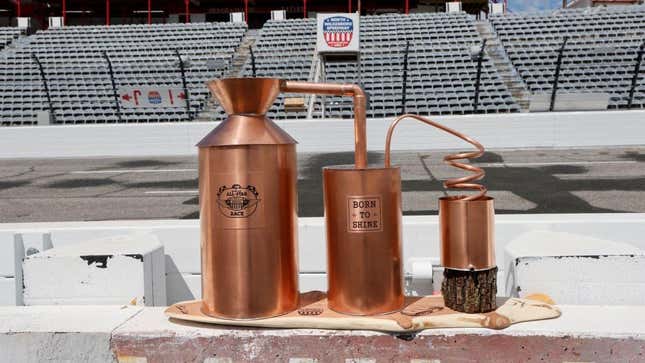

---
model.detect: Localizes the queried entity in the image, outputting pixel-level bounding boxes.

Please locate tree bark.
[441,267,498,313]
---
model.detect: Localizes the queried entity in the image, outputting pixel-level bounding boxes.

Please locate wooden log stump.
[441,267,498,313]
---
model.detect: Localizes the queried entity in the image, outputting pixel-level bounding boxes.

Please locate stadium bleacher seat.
[0,22,246,126]
[0,27,20,51]
[490,5,645,110]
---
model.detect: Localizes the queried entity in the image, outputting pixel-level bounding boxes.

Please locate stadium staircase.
[474,20,531,112]
[196,29,259,122]
[226,29,259,77]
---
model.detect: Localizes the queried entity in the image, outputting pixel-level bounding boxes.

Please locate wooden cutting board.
[165,292,560,332]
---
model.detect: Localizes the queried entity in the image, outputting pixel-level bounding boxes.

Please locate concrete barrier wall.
[1,110,644,159]
[1,304,644,362]
[2,214,644,306]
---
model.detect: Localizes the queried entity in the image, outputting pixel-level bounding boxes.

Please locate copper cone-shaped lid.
[197,77,297,147]
[207,78,281,115]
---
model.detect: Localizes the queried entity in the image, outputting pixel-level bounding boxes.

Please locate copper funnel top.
[207,78,281,115]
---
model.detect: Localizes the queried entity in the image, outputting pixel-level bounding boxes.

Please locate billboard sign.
[316,13,360,54]
[119,87,187,108]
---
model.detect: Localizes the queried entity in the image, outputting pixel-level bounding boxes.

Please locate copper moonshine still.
[198,77,494,320]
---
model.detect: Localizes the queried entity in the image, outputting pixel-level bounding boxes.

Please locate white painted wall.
[0,110,643,159]
[2,214,644,305]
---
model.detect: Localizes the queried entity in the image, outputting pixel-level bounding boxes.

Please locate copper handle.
[385,113,487,201]
[280,80,367,169]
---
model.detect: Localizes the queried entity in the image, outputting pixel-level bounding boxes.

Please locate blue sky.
[509,0,564,12]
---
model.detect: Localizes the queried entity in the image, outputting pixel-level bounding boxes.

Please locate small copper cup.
[439,195,495,271]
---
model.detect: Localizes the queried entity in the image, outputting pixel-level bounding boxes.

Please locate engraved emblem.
[347,196,383,232]
[216,184,260,218]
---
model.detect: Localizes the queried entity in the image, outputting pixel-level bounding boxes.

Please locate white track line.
[71,168,196,174]
[144,190,199,195]
[479,160,637,167]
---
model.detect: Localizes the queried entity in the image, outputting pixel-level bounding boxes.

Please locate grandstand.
[0,22,246,126]
[323,12,519,118]
[0,5,643,125]
[0,27,20,51]
[490,5,645,109]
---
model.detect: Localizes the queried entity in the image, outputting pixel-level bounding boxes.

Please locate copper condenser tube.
[198,78,299,319]
[281,81,404,315]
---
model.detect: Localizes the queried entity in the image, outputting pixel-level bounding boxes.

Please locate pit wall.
[2,214,644,306]
[0,110,644,159]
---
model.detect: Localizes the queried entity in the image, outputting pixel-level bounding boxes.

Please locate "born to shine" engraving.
[347,196,383,232]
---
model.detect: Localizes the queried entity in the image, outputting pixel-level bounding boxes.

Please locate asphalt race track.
[0,147,644,223]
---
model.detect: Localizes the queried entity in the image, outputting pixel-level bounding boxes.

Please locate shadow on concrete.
[114,159,182,168]
[297,151,383,217]
[619,151,645,162]
[46,178,116,188]
[126,179,198,189]
[299,151,644,216]
[0,180,31,191]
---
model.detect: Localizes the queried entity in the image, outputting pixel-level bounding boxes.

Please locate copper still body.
[198,78,299,319]
[323,166,404,315]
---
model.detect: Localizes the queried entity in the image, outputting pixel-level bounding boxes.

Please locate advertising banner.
[316,13,360,54]
[119,87,187,108]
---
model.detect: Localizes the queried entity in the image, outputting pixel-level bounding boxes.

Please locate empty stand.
[490,5,645,110]
[323,12,519,118]
[0,22,246,126]
[240,12,519,119]
[239,19,316,120]
[0,27,20,51]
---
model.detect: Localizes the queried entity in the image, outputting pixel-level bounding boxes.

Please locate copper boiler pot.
[323,166,404,315]
[198,78,299,319]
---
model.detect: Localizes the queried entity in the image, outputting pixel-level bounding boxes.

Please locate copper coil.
[384,113,487,201]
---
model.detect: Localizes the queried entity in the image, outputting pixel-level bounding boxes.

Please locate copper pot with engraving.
[198,78,299,319]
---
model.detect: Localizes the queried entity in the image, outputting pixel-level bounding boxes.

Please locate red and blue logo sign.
[148,90,162,104]
[323,16,353,48]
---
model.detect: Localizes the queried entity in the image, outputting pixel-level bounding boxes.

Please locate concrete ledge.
[108,304,645,362]
[1,304,644,362]
[0,305,142,362]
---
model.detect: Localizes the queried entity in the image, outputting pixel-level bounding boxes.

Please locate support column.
[244,0,248,23]
[405,0,409,14]
[148,0,152,24]
[106,0,110,26]
[348,0,352,13]
[62,0,66,25]
[303,0,307,18]
[185,0,190,23]
[16,0,21,17]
